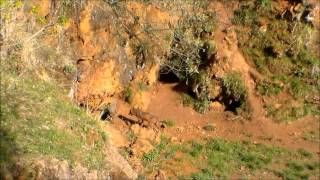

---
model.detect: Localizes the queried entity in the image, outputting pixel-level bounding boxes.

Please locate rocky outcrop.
[69,1,176,110]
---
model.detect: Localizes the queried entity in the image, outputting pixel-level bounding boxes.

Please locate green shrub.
[190,169,213,180]
[203,124,215,132]
[163,5,216,113]
[137,81,149,91]
[63,64,76,74]
[142,150,159,164]
[257,81,282,96]
[133,41,150,68]
[222,72,248,105]
[189,142,203,158]
[274,161,314,180]
[256,0,271,8]
[182,93,210,114]
[232,5,258,26]
[124,87,133,103]
[161,120,175,127]
[290,78,309,98]
[182,93,195,107]
[266,102,318,122]
[58,15,69,26]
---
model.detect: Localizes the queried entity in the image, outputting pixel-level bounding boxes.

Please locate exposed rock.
[130,124,160,143]
[210,101,225,112]
[131,139,154,157]
[154,170,167,180]
[105,146,138,179]
[76,60,121,107]
[103,123,130,148]
[70,0,176,110]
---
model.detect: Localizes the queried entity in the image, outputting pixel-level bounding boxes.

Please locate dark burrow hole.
[211,94,243,113]
[158,68,180,83]
[218,91,244,113]
[223,100,242,112]
[264,46,278,58]
[100,108,112,121]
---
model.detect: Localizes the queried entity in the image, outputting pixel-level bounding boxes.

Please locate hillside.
[0,0,319,179]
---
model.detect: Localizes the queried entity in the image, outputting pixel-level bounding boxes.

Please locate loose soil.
[147,82,319,153]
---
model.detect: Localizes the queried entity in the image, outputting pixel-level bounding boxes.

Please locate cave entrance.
[223,99,242,112]
[158,67,180,83]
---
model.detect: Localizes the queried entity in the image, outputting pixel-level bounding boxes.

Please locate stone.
[154,170,167,180]
[131,139,154,157]
[210,101,225,112]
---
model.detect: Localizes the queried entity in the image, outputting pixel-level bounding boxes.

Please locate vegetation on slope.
[141,137,320,179]
[1,0,319,179]
[0,1,113,178]
[233,0,320,122]
[0,56,110,177]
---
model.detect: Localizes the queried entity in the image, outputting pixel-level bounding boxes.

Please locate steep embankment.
[1,0,319,179]
[0,0,137,179]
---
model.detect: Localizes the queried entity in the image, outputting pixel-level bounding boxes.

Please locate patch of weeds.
[119,147,132,160]
[190,168,213,180]
[161,119,175,127]
[127,130,137,144]
[141,135,318,179]
[36,16,48,24]
[182,93,195,107]
[133,41,150,68]
[297,149,313,159]
[202,124,215,132]
[290,77,310,99]
[267,102,319,122]
[63,64,76,74]
[123,86,133,103]
[232,3,259,26]
[182,93,210,114]
[30,5,40,14]
[273,161,319,180]
[142,136,177,167]
[234,0,320,121]
[0,60,109,171]
[296,47,319,66]
[137,81,149,91]
[99,131,108,142]
[58,15,69,26]
[189,142,203,158]
[259,134,273,141]
[304,161,320,171]
[190,139,283,178]
[240,150,273,170]
[257,0,272,9]
[302,130,320,143]
[142,149,159,164]
[222,72,249,114]
[193,98,211,114]
[257,80,282,96]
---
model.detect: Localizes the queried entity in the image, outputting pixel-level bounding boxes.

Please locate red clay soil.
[147,83,320,153]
